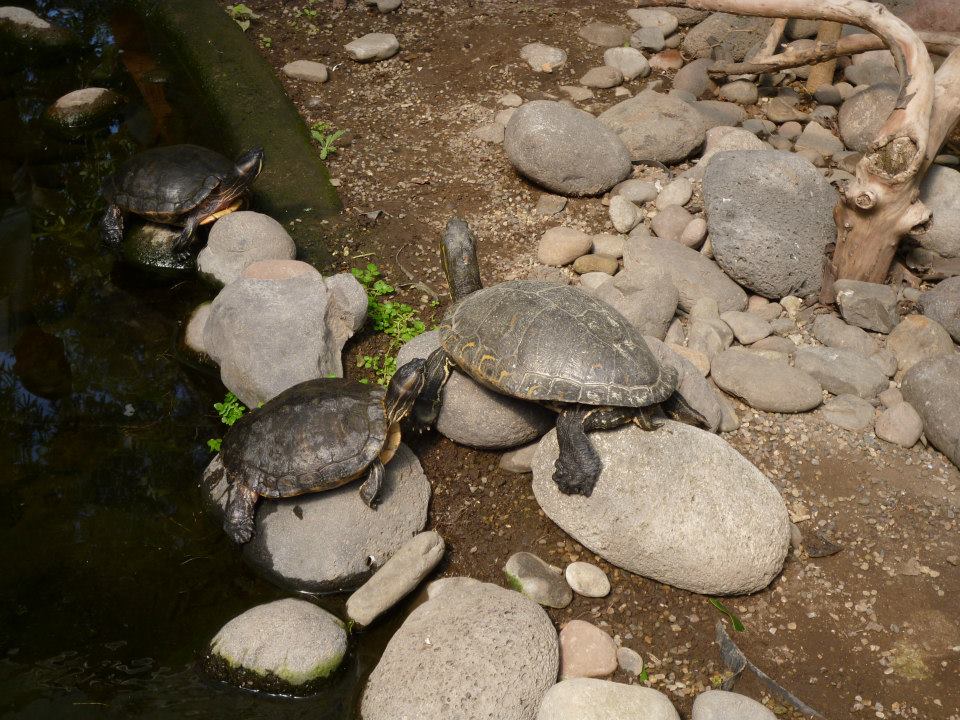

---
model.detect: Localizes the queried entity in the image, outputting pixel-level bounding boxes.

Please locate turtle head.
[384,358,427,424]
[440,217,483,302]
[235,147,264,183]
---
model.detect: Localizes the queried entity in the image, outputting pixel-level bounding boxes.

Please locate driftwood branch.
[806,21,844,92]
[637,0,960,289]
[709,30,960,76]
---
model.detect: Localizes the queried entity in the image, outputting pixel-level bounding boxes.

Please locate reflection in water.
[0,2,382,718]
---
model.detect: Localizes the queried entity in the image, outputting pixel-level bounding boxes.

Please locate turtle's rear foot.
[225,516,255,544]
[100,205,124,249]
[224,483,259,544]
[554,408,603,497]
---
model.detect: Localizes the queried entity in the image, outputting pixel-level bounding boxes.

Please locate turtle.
[413,218,707,497]
[219,359,426,544]
[100,143,263,251]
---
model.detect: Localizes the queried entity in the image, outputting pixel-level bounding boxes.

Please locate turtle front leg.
[553,407,603,497]
[409,348,452,433]
[171,214,200,251]
[100,204,124,248]
[359,459,384,509]
[662,391,709,429]
[224,482,259,544]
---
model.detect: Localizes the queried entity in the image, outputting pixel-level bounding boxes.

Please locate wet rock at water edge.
[794,346,888,399]
[362,577,558,720]
[521,42,567,72]
[45,87,124,132]
[711,347,822,413]
[559,620,618,679]
[902,355,960,467]
[183,303,211,358]
[598,91,707,165]
[121,221,195,278]
[504,551,573,608]
[0,6,78,50]
[834,279,899,333]
[505,101,632,196]
[281,60,329,83]
[703,150,837,299]
[346,530,445,627]
[207,599,346,689]
[203,260,366,406]
[197,211,296,286]
[538,679,679,720]
[564,562,610,598]
[532,422,791,594]
[691,690,776,720]
[821,394,876,432]
[202,444,430,592]
[344,33,400,62]
[396,330,556,449]
[885,315,955,373]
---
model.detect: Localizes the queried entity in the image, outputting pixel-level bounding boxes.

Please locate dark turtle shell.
[440,280,678,408]
[220,379,388,498]
[103,144,238,222]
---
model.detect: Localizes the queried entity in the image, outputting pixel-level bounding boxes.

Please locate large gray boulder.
[598,91,706,164]
[505,101,632,196]
[537,679,679,720]
[582,268,679,339]
[919,276,960,342]
[711,347,822,413]
[682,13,772,61]
[532,422,791,595]
[361,577,559,720]
[45,87,124,131]
[624,233,747,313]
[692,690,776,720]
[902,354,960,468]
[202,444,430,592]
[704,150,837,299]
[912,165,960,259]
[834,279,899,333]
[198,211,297,285]
[203,260,367,406]
[396,330,555,448]
[209,599,347,687]
[838,83,897,153]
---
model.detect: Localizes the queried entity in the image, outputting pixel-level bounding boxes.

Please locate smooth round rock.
[691,690,776,720]
[719,80,759,105]
[538,678,679,720]
[627,8,679,34]
[610,195,643,233]
[573,254,618,275]
[202,444,430,592]
[912,166,960,259]
[505,552,573,608]
[209,599,346,686]
[580,66,623,89]
[651,205,693,243]
[45,87,124,130]
[532,422,791,595]
[579,21,631,47]
[794,346,888,399]
[875,402,923,448]
[559,621,617,679]
[682,13,772,62]
[521,42,567,72]
[598,90,707,164]
[344,32,399,62]
[886,315,955,373]
[396,330,556,449]
[712,347,822,413]
[902,355,960,467]
[919,276,960,342]
[198,211,296,286]
[655,178,693,209]
[184,303,211,355]
[838,83,897,152]
[505,101,632,196]
[281,60,329,83]
[821,394,876,431]
[603,47,650,81]
[362,577,559,720]
[539,226,594,266]
[564,562,610,598]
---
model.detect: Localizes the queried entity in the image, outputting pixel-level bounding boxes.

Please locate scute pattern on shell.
[105,144,238,221]
[440,281,677,407]
[221,379,388,497]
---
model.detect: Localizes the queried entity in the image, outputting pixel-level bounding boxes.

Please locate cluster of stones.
[281,24,403,86]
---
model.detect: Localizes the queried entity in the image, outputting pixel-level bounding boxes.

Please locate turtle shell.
[220,379,388,499]
[440,280,678,408]
[103,144,237,222]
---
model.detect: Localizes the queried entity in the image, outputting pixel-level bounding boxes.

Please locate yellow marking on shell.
[461,341,476,350]
[200,200,243,224]
[498,370,510,381]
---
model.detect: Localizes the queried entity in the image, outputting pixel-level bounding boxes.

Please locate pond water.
[0,2,384,717]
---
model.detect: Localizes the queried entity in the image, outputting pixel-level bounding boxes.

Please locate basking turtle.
[415,218,706,497]
[220,359,426,544]
[100,143,263,251]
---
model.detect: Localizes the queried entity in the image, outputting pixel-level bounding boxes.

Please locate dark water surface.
[0,3,380,717]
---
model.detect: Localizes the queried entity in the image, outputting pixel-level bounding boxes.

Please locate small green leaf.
[709,598,745,632]
[207,438,222,452]
[236,18,250,31]
[637,668,649,682]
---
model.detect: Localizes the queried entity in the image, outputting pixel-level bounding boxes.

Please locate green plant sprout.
[351,263,428,385]
[225,3,258,31]
[310,121,347,160]
[207,392,248,452]
[708,598,745,632]
[258,34,272,48]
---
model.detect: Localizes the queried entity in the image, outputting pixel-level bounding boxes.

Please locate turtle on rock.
[414,218,707,497]
[100,144,263,251]
[219,359,426,544]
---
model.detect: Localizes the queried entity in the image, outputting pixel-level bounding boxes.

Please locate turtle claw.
[359,461,385,509]
[553,464,599,497]
[225,516,254,544]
